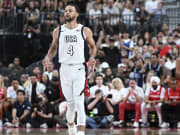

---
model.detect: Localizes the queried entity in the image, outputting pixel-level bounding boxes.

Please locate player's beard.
[65,15,76,23]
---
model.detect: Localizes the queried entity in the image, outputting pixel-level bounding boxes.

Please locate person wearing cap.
[160,74,180,128]
[141,76,165,127]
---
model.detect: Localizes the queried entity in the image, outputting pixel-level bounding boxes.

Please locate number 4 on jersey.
[67,45,74,56]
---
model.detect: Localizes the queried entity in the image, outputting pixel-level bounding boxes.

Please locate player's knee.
[67,101,75,111]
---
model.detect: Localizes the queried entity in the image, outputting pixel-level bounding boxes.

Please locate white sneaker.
[77,131,85,135]
[4,122,12,127]
[40,123,48,129]
[67,124,77,135]
[26,123,31,128]
[160,122,170,128]
[0,120,3,127]
[177,122,180,128]
[132,122,139,128]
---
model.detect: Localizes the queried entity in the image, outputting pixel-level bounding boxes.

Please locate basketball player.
[43,3,96,135]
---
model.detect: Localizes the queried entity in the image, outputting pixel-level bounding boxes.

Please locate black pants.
[161,103,180,123]
[30,117,57,128]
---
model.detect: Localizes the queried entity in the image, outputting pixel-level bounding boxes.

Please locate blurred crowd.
[0,0,180,130]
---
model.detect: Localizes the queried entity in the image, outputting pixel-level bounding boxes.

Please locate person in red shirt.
[160,77,180,128]
[0,75,7,127]
[141,76,165,127]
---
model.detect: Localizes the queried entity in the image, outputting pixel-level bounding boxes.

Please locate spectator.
[11,90,31,127]
[44,73,61,114]
[129,59,144,87]
[165,53,176,71]
[122,0,135,27]
[116,63,129,86]
[144,31,151,46]
[160,76,180,128]
[141,76,165,127]
[135,3,149,26]
[20,74,28,87]
[41,73,50,87]
[6,78,24,104]
[32,66,42,81]
[88,2,101,35]
[145,0,160,13]
[103,0,120,26]
[103,67,114,85]
[11,57,24,73]
[143,70,155,90]
[86,89,114,128]
[24,0,40,39]
[89,74,110,98]
[25,73,45,105]
[110,78,124,121]
[29,93,56,128]
[118,78,144,128]
[102,37,120,69]
[150,2,166,23]
[0,75,7,127]
[44,61,54,80]
[145,53,164,78]
[121,30,134,58]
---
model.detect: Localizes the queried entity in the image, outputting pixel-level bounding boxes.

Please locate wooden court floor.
[0,128,179,135]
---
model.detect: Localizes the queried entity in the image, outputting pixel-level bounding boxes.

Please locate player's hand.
[43,55,50,72]
[88,57,96,72]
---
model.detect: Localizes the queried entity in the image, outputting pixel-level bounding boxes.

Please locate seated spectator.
[145,53,164,79]
[41,73,50,87]
[29,94,56,128]
[129,59,144,87]
[141,76,165,127]
[11,90,31,127]
[143,70,155,90]
[89,74,110,98]
[6,78,24,104]
[44,61,54,80]
[110,78,124,121]
[118,78,144,128]
[25,73,45,106]
[0,75,7,127]
[160,76,180,128]
[32,66,42,81]
[86,89,114,128]
[20,74,28,87]
[103,68,114,85]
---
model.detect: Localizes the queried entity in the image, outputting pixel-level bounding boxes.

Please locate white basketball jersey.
[58,24,88,64]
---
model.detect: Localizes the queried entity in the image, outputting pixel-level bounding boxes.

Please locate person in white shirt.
[4,79,24,118]
[109,78,124,121]
[44,61,54,80]
[7,79,24,103]
[89,74,110,98]
[118,78,144,128]
[25,73,45,104]
[145,0,160,13]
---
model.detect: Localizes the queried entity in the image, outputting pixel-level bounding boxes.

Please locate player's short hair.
[66,2,80,13]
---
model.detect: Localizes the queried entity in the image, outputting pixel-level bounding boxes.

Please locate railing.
[0,12,175,35]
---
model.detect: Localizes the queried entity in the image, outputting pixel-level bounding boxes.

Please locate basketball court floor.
[0,128,179,135]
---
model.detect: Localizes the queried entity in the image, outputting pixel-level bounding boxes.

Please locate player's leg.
[73,64,86,135]
[60,64,76,135]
